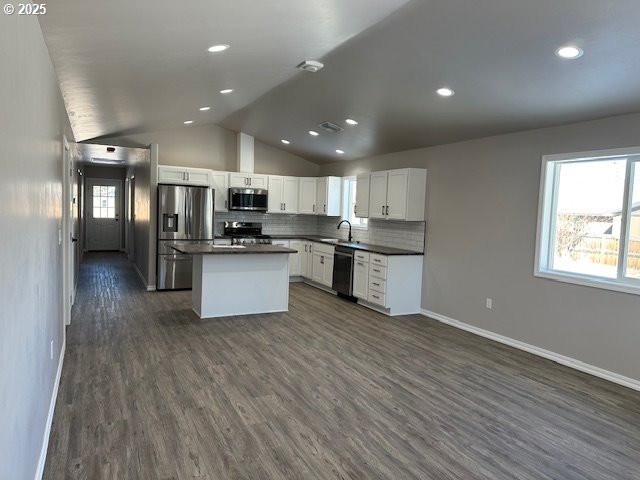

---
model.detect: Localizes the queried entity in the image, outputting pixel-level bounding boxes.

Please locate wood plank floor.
[44,253,640,479]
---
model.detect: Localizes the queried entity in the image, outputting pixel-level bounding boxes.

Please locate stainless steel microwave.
[228,187,268,212]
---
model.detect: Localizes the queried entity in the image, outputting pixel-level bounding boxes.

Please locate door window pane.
[625,164,640,279]
[552,159,626,278]
[92,185,116,219]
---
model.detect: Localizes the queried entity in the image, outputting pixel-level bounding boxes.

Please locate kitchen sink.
[319,238,339,243]
[211,245,246,248]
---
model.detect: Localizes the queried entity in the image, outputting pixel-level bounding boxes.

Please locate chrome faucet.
[337,220,352,243]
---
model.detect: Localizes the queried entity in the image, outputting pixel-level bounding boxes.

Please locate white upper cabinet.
[368,168,426,221]
[229,173,268,189]
[315,176,342,216]
[268,175,299,213]
[355,173,370,218]
[210,170,229,212]
[369,172,388,219]
[298,177,317,214]
[158,165,212,187]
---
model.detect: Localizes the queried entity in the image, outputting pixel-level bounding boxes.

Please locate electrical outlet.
[50,341,54,360]
[58,229,62,245]
[486,298,493,309]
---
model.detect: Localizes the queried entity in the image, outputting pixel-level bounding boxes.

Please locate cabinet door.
[211,171,229,212]
[186,168,212,186]
[289,240,303,276]
[248,175,268,189]
[312,252,324,283]
[355,174,370,218]
[323,255,334,287]
[229,173,248,188]
[369,171,388,219]
[353,260,369,299]
[316,177,328,215]
[299,178,317,214]
[386,170,409,220]
[282,177,299,213]
[158,166,188,184]
[267,176,284,213]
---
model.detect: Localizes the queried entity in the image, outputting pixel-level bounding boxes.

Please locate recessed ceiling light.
[199,106,211,111]
[308,130,319,136]
[281,139,290,145]
[556,45,583,59]
[220,89,234,94]
[436,87,455,97]
[345,118,358,126]
[336,149,345,155]
[208,44,229,53]
[183,120,194,125]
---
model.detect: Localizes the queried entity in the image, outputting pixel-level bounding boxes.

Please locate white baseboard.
[34,335,65,480]
[131,260,154,290]
[421,309,640,392]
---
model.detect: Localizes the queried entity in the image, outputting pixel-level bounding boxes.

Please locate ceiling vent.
[296,60,324,73]
[318,121,344,134]
[91,157,125,165]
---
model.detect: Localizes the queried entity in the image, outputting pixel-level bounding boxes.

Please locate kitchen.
[4,1,640,479]
[154,137,426,318]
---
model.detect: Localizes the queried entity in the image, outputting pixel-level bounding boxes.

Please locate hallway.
[44,253,640,479]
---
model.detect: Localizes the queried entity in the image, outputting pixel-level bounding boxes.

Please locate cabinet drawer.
[369,264,387,280]
[368,290,386,306]
[368,277,386,293]
[354,251,370,263]
[370,253,388,267]
[313,242,335,256]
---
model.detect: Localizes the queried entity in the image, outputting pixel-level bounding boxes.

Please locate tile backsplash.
[215,212,425,252]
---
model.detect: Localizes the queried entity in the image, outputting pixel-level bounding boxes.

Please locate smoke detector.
[296,60,324,73]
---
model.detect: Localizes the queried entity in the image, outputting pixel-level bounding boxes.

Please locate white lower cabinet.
[273,240,302,277]
[360,253,423,315]
[310,242,335,288]
[353,259,369,300]
[288,240,303,276]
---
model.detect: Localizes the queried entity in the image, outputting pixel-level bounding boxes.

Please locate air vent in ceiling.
[318,121,344,134]
[296,60,324,73]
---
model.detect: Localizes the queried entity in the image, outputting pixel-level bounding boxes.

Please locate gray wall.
[93,124,320,176]
[0,13,72,480]
[320,112,640,383]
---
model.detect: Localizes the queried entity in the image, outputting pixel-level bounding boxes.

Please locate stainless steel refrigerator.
[157,184,214,290]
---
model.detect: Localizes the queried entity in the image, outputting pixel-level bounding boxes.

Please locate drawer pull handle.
[373,283,380,286]
[372,295,379,299]
[357,262,364,266]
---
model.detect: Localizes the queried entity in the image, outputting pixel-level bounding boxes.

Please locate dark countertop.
[269,235,423,256]
[172,244,297,255]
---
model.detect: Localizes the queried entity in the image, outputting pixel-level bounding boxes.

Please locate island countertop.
[171,244,297,255]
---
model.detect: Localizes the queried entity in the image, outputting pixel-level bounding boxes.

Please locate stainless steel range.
[223,221,272,245]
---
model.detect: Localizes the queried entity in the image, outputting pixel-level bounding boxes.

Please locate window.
[92,185,116,219]
[342,177,368,229]
[536,147,640,294]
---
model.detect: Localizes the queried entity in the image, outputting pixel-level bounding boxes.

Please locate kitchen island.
[171,244,297,319]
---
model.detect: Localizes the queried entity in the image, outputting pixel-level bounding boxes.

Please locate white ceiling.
[41,0,640,164]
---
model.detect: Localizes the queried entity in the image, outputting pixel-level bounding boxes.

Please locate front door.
[86,179,122,251]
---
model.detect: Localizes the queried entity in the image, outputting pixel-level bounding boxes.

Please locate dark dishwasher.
[332,245,357,301]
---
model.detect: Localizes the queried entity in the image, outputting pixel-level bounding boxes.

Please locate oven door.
[229,188,268,211]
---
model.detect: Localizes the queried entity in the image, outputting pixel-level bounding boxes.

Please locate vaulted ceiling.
[40,0,640,163]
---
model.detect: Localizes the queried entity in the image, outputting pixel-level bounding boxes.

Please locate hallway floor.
[43,253,640,479]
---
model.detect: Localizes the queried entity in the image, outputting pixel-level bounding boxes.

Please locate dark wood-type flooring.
[44,253,640,479]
